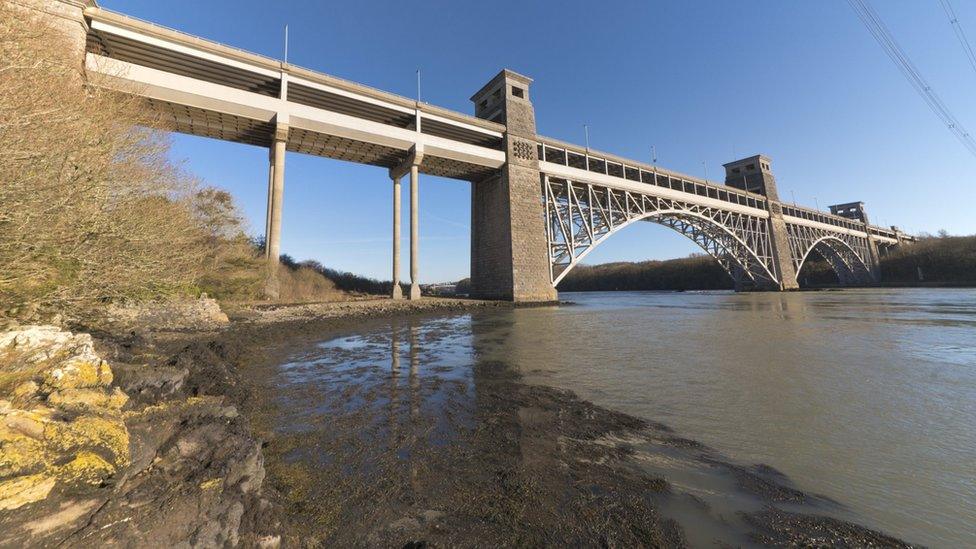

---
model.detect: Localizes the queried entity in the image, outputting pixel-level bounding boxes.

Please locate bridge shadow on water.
[257,309,912,547]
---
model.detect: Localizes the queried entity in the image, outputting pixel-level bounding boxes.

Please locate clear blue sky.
[101,0,976,283]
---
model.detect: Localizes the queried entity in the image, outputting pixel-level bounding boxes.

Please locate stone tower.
[468,70,557,302]
[830,201,881,277]
[723,155,799,290]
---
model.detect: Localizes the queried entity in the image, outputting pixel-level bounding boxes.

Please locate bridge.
[32,0,915,302]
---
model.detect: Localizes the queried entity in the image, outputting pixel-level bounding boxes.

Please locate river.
[270,288,975,546]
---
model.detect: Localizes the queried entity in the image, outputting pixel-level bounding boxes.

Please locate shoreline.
[2,297,917,546]
[179,299,915,546]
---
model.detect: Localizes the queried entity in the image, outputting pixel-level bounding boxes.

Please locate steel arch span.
[787,225,875,285]
[543,176,780,289]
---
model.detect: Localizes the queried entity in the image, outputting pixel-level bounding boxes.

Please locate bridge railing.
[781,204,865,232]
[537,139,769,212]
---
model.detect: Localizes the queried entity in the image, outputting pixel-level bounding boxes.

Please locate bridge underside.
[128,96,499,181]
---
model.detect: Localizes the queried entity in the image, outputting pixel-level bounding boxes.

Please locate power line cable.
[847,0,976,157]
[939,0,976,79]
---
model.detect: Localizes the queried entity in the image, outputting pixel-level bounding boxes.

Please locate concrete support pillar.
[264,124,288,299]
[264,147,275,258]
[391,176,403,300]
[409,165,421,300]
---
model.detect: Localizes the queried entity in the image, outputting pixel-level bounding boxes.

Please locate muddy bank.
[2,298,917,546]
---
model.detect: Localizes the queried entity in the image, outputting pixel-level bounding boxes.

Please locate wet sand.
[159,299,915,547]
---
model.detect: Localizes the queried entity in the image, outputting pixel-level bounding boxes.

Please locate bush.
[880,235,976,286]
[0,6,261,318]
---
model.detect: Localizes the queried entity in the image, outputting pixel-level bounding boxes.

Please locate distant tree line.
[279,256,395,296]
[557,255,734,292]
[879,234,976,286]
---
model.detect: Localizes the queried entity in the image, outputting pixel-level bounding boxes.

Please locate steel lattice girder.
[785,223,874,284]
[543,176,779,287]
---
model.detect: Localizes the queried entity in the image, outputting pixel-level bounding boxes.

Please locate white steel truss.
[786,223,875,285]
[543,176,779,288]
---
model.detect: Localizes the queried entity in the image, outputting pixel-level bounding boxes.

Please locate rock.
[103,296,230,332]
[0,426,47,477]
[11,381,39,404]
[389,517,422,531]
[0,324,279,546]
[419,509,446,523]
[0,473,57,511]
[0,324,131,524]
[45,415,130,469]
[40,358,112,391]
[57,451,115,486]
[4,410,47,439]
[0,325,101,365]
[111,362,186,404]
[47,387,128,412]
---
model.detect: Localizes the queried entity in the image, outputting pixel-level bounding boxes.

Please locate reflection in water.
[271,289,974,547]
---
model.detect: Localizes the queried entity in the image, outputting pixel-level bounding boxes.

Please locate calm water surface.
[277,288,975,547]
[508,289,976,548]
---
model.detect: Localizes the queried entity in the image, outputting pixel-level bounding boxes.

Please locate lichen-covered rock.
[44,415,130,470]
[57,451,115,487]
[39,358,113,391]
[0,325,131,503]
[0,325,278,547]
[0,425,46,477]
[47,386,128,412]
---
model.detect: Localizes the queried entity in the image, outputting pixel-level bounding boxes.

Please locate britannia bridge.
[33,1,915,302]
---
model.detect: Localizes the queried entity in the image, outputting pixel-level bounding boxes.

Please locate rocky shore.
[0,297,918,547]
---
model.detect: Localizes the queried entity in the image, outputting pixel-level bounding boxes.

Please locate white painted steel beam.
[540,161,770,219]
[783,214,896,243]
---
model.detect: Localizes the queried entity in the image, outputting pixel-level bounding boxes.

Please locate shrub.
[0,5,253,318]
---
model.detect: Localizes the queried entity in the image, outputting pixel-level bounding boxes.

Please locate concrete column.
[409,165,421,300]
[392,176,403,300]
[264,126,287,299]
[264,147,275,258]
[267,138,286,264]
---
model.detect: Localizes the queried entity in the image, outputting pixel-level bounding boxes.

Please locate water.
[507,289,976,547]
[273,288,976,547]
